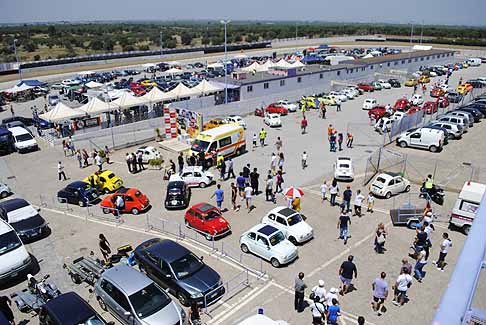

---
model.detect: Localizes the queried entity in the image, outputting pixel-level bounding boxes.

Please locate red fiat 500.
[394,98,411,111]
[184,202,231,240]
[422,101,438,114]
[100,187,150,215]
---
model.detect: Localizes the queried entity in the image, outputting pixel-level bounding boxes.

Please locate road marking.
[209,281,273,324]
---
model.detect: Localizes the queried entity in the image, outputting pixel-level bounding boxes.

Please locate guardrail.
[203,269,250,315]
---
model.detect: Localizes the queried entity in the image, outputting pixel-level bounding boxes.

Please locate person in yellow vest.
[216,154,224,169]
[259,128,267,147]
[424,174,434,190]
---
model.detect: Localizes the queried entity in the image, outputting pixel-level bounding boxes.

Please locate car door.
[143,150,151,163]
[192,211,204,231]
[157,259,176,291]
[387,178,397,194]
[255,235,271,260]
[99,279,132,324]
[395,177,405,193]
[275,216,289,236]
[409,132,422,147]
[124,195,134,212]
[181,171,194,185]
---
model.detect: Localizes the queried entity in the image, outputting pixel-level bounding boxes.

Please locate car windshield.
[0,230,22,256]
[203,210,221,220]
[287,214,303,226]
[129,283,171,319]
[191,139,210,153]
[269,231,286,246]
[79,314,105,325]
[170,253,204,279]
[15,133,33,142]
[339,164,350,169]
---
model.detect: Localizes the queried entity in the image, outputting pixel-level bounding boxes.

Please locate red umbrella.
[283,187,304,198]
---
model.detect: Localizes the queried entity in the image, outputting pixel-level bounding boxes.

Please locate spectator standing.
[401,258,413,275]
[104,146,111,164]
[178,152,184,174]
[434,232,452,272]
[327,124,334,139]
[275,136,283,152]
[336,98,342,112]
[310,296,326,325]
[278,152,285,172]
[259,128,267,147]
[354,190,365,217]
[82,149,89,167]
[337,133,343,151]
[329,179,339,206]
[374,223,387,254]
[371,272,389,316]
[220,159,226,181]
[250,168,260,195]
[329,132,336,152]
[342,186,352,213]
[265,175,275,203]
[346,133,354,148]
[230,183,239,211]
[211,184,224,210]
[226,158,235,179]
[325,287,339,309]
[321,103,326,119]
[244,184,254,211]
[0,295,15,325]
[270,153,278,176]
[10,104,14,116]
[242,164,251,185]
[76,150,83,168]
[320,180,328,202]
[367,193,375,213]
[358,316,366,325]
[58,161,67,181]
[236,173,246,199]
[294,272,307,312]
[95,153,103,171]
[339,255,357,295]
[276,170,284,193]
[301,151,308,169]
[301,117,308,134]
[392,269,413,306]
[414,247,427,282]
[252,133,257,148]
[337,211,351,245]
[137,151,144,171]
[131,153,138,173]
[310,280,327,303]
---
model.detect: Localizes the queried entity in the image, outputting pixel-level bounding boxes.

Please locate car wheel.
[429,145,438,153]
[70,273,82,284]
[78,200,85,207]
[185,219,191,228]
[385,192,392,199]
[205,233,214,241]
[131,208,139,215]
[236,148,242,156]
[0,191,7,199]
[408,220,419,230]
[288,236,298,245]
[463,225,471,236]
[97,297,108,311]
[102,207,110,214]
[405,185,411,192]
[199,182,207,188]
[240,244,249,253]
[104,188,110,194]
[271,258,281,268]
[399,141,407,148]
[177,291,189,307]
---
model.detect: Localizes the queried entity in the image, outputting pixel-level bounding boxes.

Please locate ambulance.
[190,124,246,162]
[449,181,486,235]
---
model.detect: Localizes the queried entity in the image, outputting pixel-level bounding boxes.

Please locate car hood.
[205,217,230,232]
[178,265,221,294]
[141,301,181,325]
[10,214,46,233]
[0,243,29,275]
[288,221,313,236]
[272,240,297,257]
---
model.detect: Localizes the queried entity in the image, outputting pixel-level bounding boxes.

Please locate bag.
[377,234,386,245]
[309,292,316,300]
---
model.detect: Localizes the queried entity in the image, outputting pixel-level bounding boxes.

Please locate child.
[367,193,375,213]
[301,151,308,169]
[320,180,328,202]
[252,133,257,148]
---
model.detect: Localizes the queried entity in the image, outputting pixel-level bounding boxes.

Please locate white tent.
[275,59,293,68]
[111,91,149,109]
[207,62,224,69]
[260,60,276,71]
[78,97,114,115]
[165,67,183,75]
[290,61,305,68]
[362,53,374,59]
[241,62,261,72]
[85,81,104,89]
[39,102,86,122]
[193,80,224,95]
[142,63,157,68]
[141,87,175,103]
[3,83,33,94]
[166,83,200,98]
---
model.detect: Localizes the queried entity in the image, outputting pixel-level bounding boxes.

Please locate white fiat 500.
[334,157,354,181]
[240,224,298,268]
[370,172,411,199]
[264,113,282,127]
[261,207,313,245]
[136,145,162,163]
[169,166,214,188]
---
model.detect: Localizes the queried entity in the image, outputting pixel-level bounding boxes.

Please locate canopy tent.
[39,102,86,122]
[141,87,175,103]
[290,61,305,68]
[241,61,261,72]
[20,79,44,87]
[111,91,149,109]
[78,97,114,115]
[2,83,33,94]
[260,60,276,71]
[192,79,224,95]
[207,62,224,69]
[362,53,374,59]
[85,81,104,89]
[165,83,200,98]
[164,67,184,75]
[274,59,293,68]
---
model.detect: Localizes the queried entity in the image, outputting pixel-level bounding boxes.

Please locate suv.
[0,219,33,284]
[8,126,38,153]
[427,122,463,139]
[0,198,49,242]
[396,127,445,152]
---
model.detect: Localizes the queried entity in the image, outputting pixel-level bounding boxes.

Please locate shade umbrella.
[283,187,304,199]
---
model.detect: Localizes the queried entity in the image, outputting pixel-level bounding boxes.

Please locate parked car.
[391,111,406,122]
[329,91,348,102]
[430,87,445,98]
[203,118,226,131]
[377,80,392,89]
[169,166,214,188]
[83,170,123,194]
[456,83,473,95]
[370,81,383,91]
[136,146,161,164]
[0,198,49,242]
[0,182,11,199]
[437,115,469,132]
[94,264,186,324]
[165,180,191,210]
[57,181,98,207]
[423,102,438,114]
[394,98,411,111]
[357,83,375,92]
[370,172,411,198]
[427,122,463,139]
[8,126,38,153]
[396,127,445,152]
[266,103,289,115]
[455,108,482,122]
[374,117,393,134]
[264,113,282,127]
[100,187,150,215]
[407,106,421,115]
[39,292,113,325]
[224,115,247,128]
[1,116,34,127]
[409,94,424,106]
[438,96,450,108]
[47,95,60,106]
[240,224,298,268]
[275,100,298,112]
[134,238,225,306]
[261,207,313,245]
[388,78,401,88]
[447,91,463,103]
[404,79,418,87]
[446,111,473,127]
[334,157,354,181]
[368,106,389,120]
[418,75,430,84]
[0,219,33,284]
[184,203,231,240]
[362,98,378,110]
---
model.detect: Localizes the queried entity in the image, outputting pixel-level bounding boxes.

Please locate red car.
[422,101,438,114]
[357,83,375,92]
[407,106,421,115]
[430,87,445,98]
[438,96,449,108]
[368,106,388,120]
[394,98,411,111]
[184,202,231,240]
[266,103,288,115]
[130,83,147,96]
[100,187,150,215]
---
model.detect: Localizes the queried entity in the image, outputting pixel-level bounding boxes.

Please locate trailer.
[63,253,106,285]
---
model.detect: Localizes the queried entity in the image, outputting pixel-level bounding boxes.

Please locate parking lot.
[1,61,486,325]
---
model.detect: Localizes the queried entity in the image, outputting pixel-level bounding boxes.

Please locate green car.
[371,81,383,91]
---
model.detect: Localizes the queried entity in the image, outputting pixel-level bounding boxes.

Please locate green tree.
[180,32,192,46]
[23,41,37,52]
[33,54,41,61]
[89,39,104,51]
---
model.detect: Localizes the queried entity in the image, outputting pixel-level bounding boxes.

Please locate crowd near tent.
[39,102,86,122]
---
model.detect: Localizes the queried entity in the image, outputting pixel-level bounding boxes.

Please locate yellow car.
[462,63,469,69]
[140,80,157,87]
[318,95,336,106]
[456,83,473,95]
[419,75,430,84]
[300,97,317,109]
[83,170,123,194]
[203,118,227,131]
[404,79,418,87]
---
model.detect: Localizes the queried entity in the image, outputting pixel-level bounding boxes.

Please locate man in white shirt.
[434,232,452,272]
[301,151,308,169]
[58,161,67,181]
[244,185,253,211]
[115,196,124,217]
[320,181,328,202]
[392,269,413,306]
[95,153,103,171]
[311,280,327,303]
[325,287,339,308]
[353,190,365,217]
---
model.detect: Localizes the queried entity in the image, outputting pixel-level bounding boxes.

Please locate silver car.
[94,264,187,325]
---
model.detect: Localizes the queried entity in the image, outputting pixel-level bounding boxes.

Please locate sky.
[1,0,485,26]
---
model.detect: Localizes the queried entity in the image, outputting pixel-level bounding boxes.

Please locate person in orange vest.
[327,124,334,139]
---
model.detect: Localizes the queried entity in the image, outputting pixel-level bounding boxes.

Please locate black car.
[455,108,483,122]
[39,292,112,325]
[134,238,225,307]
[388,79,401,88]
[466,79,484,88]
[1,116,34,127]
[57,181,98,207]
[447,91,463,103]
[165,180,191,209]
[0,198,49,242]
[463,102,486,115]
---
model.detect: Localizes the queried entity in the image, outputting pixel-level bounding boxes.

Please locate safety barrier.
[203,269,251,314]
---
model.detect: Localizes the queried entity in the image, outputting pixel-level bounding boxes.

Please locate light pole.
[13,39,22,81]
[159,31,163,59]
[220,20,231,104]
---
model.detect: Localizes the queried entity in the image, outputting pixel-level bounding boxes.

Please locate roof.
[67,181,88,189]
[200,124,243,137]
[7,126,29,136]
[277,207,297,217]
[380,172,401,178]
[343,49,454,66]
[102,264,152,296]
[168,180,185,188]
[459,182,486,202]
[115,187,130,194]
[257,224,279,236]
[192,203,216,212]
[0,198,29,212]
[43,292,99,325]
[145,239,190,264]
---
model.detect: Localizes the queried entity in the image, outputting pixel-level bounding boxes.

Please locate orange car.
[203,118,226,131]
[457,83,473,95]
[430,87,445,98]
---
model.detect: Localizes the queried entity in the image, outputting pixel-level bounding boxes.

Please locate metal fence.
[363,147,407,185]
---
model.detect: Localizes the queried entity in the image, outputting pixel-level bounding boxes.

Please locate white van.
[0,219,33,283]
[466,58,481,67]
[450,182,486,235]
[396,127,445,152]
[8,126,38,153]
[437,115,469,132]
[362,98,378,110]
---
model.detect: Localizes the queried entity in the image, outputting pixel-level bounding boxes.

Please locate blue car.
[57,181,98,207]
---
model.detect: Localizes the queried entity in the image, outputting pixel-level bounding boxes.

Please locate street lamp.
[159,31,163,59]
[220,20,231,104]
[13,39,22,81]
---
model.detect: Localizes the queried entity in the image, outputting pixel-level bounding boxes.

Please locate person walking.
[252,133,257,149]
[58,161,67,181]
[329,132,336,152]
[336,98,342,112]
[0,295,15,325]
[414,247,427,282]
[231,183,239,211]
[367,193,375,213]
[95,153,103,171]
[104,146,111,164]
[371,272,389,316]
[354,190,365,217]
[275,136,283,152]
[115,195,124,217]
[126,153,132,173]
[131,152,138,173]
[250,168,260,195]
[346,133,354,148]
[294,272,307,312]
[401,258,413,275]
[329,179,339,206]
[226,158,235,179]
[236,172,246,199]
[434,232,452,272]
[358,316,366,325]
[392,268,413,306]
[327,124,334,140]
[301,151,308,169]
[310,279,327,303]
[310,295,326,324]
[337,133,343,151]
[301,117,308,134]
[211,184,224,211]
[270,153,278,176]
[374,223,387,254]
[242,164,251,186]
[342,186,352,213]
[137,151,145,171]
[320,180,328,202]
[326,299,341,325]
[320,102,326,119]
[339,255,357,295]
[259,128,267,147]
[244,184,254,211]
[278,152,285,173]
[99,233,111,263]
[188,301,202,325]
[178,152,184,174]
[220,159,226,181]
[276,170,284,193]
[76,150,83,168]
[82,149,89,167]
[337,211,351,245]
[265,174,275,203]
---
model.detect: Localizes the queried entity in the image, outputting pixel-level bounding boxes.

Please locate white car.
[429,71,438,77]
[261,207,313,244]
[370,172,411,198]
[61,78,82,86]
[391,111,406,122]
[409,94,424,105]
[240,223,298,268]
[329,91,348,102]
[8,126,38,153]
[346,87,360,97]
[0,183,11,199]
[377,79,392,89]
[0,219,33,282]
[238,315,289,325]
[264,113,282,127]
[169,166,214,188]
[275,100,298,112]
[334,157,354,181]
[362,98,378,110]
[225,115,247,128]
[136,145,161,163]
[374,117,393,133]
[340,89,355,99]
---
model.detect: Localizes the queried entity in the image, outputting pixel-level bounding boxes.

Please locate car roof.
[67,181,87,189]
[141,238,190,264]
[0,219,14,235]
[257,224,279,236]
[98,170,115,177]
[7,126,30,136]
[101,264,152,296]
[115,187,131,194]
[0,198,29,212]
[337,157,351,161]
[192,202,216,212]
[168,180,185,188]
[379,172,401,178]
[43,292,98,325]
[183,166,204,172]
[276,207,297,218]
